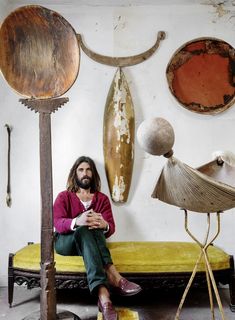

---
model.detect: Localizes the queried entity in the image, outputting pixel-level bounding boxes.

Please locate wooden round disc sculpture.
[137,117,235,213]
[0,5,80,98]
[166,38,235,114]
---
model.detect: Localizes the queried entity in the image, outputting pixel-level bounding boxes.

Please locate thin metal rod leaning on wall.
[5,124,12,207]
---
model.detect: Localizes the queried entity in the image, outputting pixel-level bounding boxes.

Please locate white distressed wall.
[1,0,235,286]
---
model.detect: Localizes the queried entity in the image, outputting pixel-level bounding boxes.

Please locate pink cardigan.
[53,190,115,238]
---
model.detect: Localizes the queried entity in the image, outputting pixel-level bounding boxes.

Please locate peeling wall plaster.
[201,0,235,26]
[214,3,230,17]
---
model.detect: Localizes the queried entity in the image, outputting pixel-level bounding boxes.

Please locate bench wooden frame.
[8,249,235,311]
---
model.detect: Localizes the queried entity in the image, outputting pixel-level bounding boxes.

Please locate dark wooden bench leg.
[229,255,235,312]
[8,253,14,308]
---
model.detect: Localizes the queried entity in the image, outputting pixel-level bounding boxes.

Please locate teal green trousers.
[55,226,113,293]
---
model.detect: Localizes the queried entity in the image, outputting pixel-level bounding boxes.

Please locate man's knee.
[74,225,89,236]
[74,226,94,243]
[55,233,76,255]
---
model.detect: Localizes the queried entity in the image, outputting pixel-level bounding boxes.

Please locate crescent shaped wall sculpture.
[103,68,135,203]
[77,31,165,67]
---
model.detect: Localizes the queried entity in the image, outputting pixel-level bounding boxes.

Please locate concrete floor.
[0,286,234,320]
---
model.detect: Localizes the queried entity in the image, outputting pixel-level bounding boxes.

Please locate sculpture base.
[22,309,81,320]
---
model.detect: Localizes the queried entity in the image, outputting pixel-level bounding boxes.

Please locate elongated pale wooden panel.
[103,68,135,203]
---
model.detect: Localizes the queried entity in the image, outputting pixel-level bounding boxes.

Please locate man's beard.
[76,176,92,190]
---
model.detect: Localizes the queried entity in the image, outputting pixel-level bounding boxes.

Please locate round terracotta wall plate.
[166,37,235,114]
[0,5,80,99]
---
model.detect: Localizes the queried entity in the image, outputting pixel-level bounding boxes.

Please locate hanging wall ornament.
[103,67,134,203]
[5,124,12,207]
[166,37,235,114]
[78,31,165,202]
[77,31,165,67]
[0,5,80,99]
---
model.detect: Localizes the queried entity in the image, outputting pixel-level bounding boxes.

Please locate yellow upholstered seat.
[13,241,230,273]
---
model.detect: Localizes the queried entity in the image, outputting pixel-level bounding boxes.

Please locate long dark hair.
[66,156,101,193]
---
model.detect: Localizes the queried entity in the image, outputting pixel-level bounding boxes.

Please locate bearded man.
[53,156,141,320]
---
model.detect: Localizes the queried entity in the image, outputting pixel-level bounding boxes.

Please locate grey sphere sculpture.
[137,117,175,156]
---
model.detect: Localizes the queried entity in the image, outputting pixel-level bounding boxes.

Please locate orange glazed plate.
[166,37,235,114]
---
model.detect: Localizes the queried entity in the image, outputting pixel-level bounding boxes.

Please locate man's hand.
[75,211,90,226]
[75,209,108,230]
[87,209,108,230]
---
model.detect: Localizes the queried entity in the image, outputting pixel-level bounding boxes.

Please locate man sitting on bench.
[53,156,142,320]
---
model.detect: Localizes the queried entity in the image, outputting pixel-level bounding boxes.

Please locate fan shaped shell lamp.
[137,117,235,320]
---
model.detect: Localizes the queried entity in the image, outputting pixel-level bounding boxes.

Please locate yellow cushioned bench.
[8,241,235,311]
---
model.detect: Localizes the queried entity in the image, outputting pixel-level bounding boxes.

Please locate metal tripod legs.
[175,211,226,320]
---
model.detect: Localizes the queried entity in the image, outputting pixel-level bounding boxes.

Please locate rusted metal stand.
[175,210,226,320]
[20,98,80,320]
